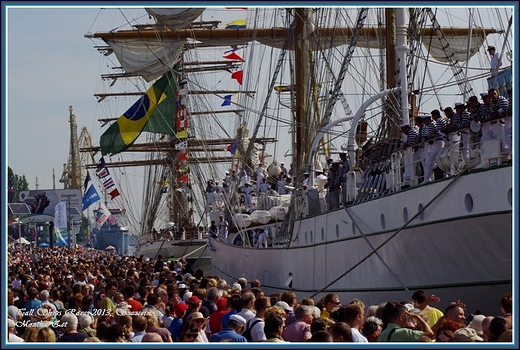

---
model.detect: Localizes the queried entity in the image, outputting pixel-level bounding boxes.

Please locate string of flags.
[174,70,190,184]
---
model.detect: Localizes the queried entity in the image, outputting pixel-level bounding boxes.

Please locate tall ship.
[86,6,513,314]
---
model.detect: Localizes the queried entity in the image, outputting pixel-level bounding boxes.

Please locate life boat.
[269,206,287,221]
[233,213,252,228]
[250,210,272,224]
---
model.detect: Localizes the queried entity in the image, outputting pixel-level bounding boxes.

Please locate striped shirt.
[452,110,470,129]
[404,127,419,147]
[434,116,449,134]
[489,96,509,118]
[469,103,489,122]
[421,121,437,141]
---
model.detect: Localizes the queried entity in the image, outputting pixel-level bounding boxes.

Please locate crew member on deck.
[487,45,501,77]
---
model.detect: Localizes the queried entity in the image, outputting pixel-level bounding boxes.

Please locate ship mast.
[59,106,81,189]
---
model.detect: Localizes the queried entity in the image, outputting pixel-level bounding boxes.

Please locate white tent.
[18,237,31,245]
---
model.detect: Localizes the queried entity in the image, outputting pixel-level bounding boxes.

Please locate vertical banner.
[53,201,69,246]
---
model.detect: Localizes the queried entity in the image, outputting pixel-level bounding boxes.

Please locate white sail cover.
[145,8,206,32]
[422,33,486,63]
[105,38,184,82]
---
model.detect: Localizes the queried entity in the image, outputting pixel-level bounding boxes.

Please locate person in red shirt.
[123,285,143,312]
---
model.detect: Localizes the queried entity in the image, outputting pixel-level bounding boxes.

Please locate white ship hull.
[210,166,512,315]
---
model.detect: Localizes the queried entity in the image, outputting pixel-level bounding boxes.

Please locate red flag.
[108,188,120,200]
[179,174,189,183]
[177,151,188,161]
[223,48,244,61]
[231,70,243,85]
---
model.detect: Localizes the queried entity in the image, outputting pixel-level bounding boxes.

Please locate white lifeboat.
[269,206,287,221]
[234,213,252,228]
[250,210,272,224]
[267,161,282,177]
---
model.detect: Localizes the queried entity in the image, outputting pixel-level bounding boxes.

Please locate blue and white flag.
[82,184,101,211]
[221,94,239,107]
[83,171,92,191]
[54,201,68,229]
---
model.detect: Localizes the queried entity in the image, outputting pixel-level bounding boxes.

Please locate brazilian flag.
[100,69,179,155]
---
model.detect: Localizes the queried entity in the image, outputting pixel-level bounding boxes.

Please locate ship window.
[336,224,340,238]
[380,213,386,229]
[403,207,409,223]
[417,204,424,220]
[321,227,325,241]
[508,188,512,207]
[465,193,474,212]
[310,230,313,244]
[352,222,356,235]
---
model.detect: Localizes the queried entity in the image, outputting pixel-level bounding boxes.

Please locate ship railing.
[298,117,511,212]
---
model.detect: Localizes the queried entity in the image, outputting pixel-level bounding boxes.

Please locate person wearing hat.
[419,114,437,184]
[452,102,471,164]
[8,319,24,342]
[241,182,253,212]
[467,95,490,143]
[189,311,209,342]
[209,314,247,342]
[488,88,512,157]
[254,164,265,192]
[169,302,189,341]
[453,327,484,342]
[400,123,420,187]
[487,45,501,77]
[279,162,288,177]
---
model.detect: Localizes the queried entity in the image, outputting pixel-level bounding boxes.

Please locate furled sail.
[105,39,184,82]
[145,8,206,32]
[422,33,487,63]
[97,25,495,82]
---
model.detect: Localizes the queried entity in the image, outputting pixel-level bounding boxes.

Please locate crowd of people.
[7,245,513,343]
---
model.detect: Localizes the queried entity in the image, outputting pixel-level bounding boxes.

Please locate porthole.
[380,213,386,229]
[465,193,474,212]
[403,207,409,223]
[352,221,356,235]
[310,230,313,244]
[336,224,340,238]
[321,227,325,241]
[508,188,512,207]
[417,204,424,220]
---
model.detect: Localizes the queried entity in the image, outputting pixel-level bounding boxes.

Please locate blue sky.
[6,6,116,189]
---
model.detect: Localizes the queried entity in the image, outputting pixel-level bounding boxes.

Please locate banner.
[54,201,68,229]
[95,201,112,229]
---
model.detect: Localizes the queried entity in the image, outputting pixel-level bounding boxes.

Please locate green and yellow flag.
[100,70,178,155]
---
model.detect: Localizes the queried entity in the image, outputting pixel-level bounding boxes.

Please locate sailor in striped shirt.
[422,111,445,184]
[467,95,489,142]
[488,88,511,155]
[400,123,420,186]
[453,102,471,163]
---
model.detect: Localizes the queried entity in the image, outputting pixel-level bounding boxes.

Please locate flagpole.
[67,197,72,249]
